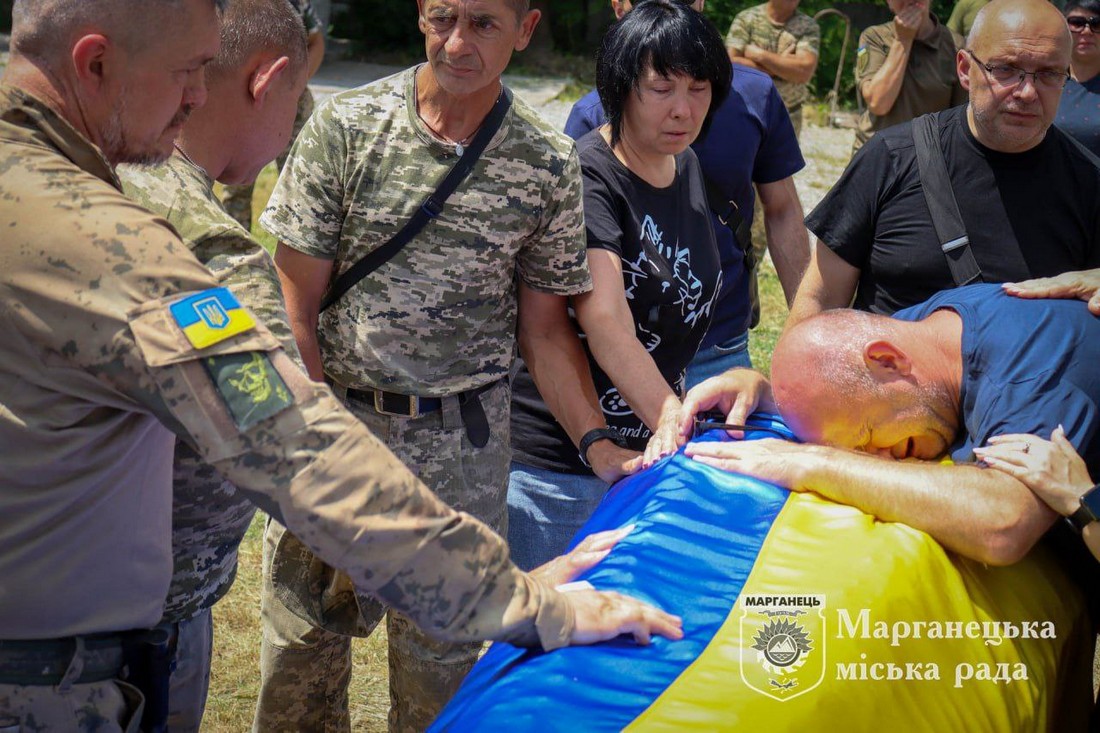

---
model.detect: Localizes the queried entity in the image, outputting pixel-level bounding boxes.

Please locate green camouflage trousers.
[253,380,511,733]
[222,88,315,230]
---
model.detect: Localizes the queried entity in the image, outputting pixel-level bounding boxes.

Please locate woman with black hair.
[508,0,731,569]
[1056,0,1100,155]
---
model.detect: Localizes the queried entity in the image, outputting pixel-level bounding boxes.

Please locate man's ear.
[956,48,972,92]
[71,34,112,91]
[863,340,912,379]
[514,9,542,52]
[250,55,290,106]
[416,0,429,34]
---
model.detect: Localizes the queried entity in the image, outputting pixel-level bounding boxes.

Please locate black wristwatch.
[579,427,629,468]
[1065,484,1100,533]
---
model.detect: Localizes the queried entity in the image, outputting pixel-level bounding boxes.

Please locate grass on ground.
[202,163,791,730]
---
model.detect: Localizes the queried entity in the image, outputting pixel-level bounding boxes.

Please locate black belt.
[0,627,172,686]
[347,380,498,419]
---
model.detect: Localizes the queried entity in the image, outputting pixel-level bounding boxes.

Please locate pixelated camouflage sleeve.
[796,16,821,56]
[260,99,348,260]
[726,11,751,53]
[515,145,591,296]
[296,0,322,34]
[14,203,572,649]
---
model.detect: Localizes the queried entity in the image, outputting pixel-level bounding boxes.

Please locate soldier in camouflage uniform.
[118,0,312,729]
[221,0,324,230]
[725,0,820,137]
[252,1,600,730]
[0,1,682,730]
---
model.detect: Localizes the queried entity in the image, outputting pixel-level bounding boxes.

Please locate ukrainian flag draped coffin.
[432,417,1092,732]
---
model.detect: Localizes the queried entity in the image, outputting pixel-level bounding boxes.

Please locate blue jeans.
[685,331,753,390]
[167,609,213,733]
[507,462,609,571]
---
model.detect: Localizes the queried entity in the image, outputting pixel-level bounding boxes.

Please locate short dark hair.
[12,0,227,61]
[1065,0,1100,16]
[206,0,308,82]
[596,0,731,147]
[506,0,530,16]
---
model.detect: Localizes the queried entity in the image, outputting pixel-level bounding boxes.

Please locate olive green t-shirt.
[854,15,967,150]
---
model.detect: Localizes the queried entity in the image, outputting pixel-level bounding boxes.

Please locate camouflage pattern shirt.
[726,4,821,111]
[0,84,571,649]
[294,0,322,33]
[120,152,301,622]
[260,66,592,396]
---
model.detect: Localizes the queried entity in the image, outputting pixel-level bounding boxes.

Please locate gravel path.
[311,60,856,205]
[0,40,855,200]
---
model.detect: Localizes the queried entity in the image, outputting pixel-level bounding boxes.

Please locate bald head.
[968,0,1072,56]
[772,309,963,459]
[770,310,889,435]
[12,0,227,65]
[959,0,1072,153]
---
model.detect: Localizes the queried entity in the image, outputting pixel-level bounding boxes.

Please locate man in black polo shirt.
[788,0,1100,324]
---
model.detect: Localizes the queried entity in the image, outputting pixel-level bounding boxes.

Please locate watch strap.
[1066,484,1100,532]
[579,427,629,468]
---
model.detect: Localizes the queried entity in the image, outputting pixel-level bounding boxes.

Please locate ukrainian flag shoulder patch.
[171,287,256,349]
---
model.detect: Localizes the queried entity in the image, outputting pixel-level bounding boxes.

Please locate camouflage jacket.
[726,4,820,110]
[291,0,322,34]
[260,66,591,395]
[0,84,571,649]
[120,152,300,622]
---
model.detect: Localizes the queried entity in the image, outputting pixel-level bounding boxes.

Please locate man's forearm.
[288,316,326,382]
[519,320,607,448]
[753,50,817,85]
[728,47,761,69]
[799,449,1057,565]
[760,180,810,305]
[861,41,911,115]
[784,241,860,329]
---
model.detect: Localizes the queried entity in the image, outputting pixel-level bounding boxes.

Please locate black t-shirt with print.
[511,131,721,475]
[806,104,1100,316]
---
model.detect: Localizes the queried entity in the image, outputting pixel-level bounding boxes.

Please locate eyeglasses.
[1067,15,1100,32]
[966,50,1070,89]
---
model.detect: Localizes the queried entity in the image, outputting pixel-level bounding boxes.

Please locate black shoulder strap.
[320,87,514,313]
[702,173,754,265]
[911,112,982,287]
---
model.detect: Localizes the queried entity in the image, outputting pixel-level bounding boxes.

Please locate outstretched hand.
[566,589,683,646]
[530,525,635,589]
[531,525,684,645]
[1001,269,1100,316]
[685,437,822,488]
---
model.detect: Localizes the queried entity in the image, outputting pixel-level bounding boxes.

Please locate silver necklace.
[414,80,502,156]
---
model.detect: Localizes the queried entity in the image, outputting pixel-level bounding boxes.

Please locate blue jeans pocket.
[713,333,749,355]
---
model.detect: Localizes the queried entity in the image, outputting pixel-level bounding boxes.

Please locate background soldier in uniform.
[252,0,616,729]
[854,0,966,151]
[118,0,312,728]
[725,0,820,137]
[220,0,325,230]
[0,1,682,730]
